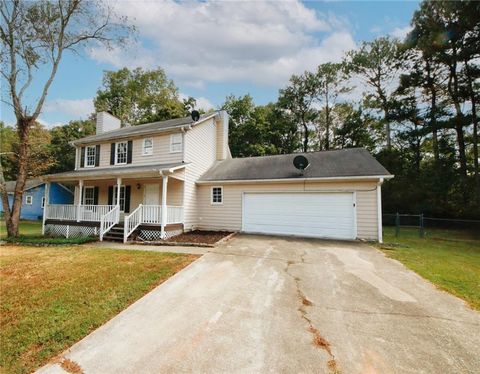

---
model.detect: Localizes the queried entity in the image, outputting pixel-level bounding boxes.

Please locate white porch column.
[42,182,50,235]
[377,178,384,243]
[161,175,168,239]
[116,177,122,207]
[77,180,83,222]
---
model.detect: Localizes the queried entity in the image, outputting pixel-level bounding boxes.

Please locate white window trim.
[211,186,223,205]
[85,145,96,168]
[115,141,128,165]
[41,197,45,208]
[112,185,126,212]
[170,133,183,153]
[142,138,153,156]
[25,195,33,205]
[83,186,95,205]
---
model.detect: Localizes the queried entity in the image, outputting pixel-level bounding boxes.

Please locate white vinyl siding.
[196,180,379,240]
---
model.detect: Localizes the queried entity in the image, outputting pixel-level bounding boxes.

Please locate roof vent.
[191,110,200,122]
[293,155,309,171]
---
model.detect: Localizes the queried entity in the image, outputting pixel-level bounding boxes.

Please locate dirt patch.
[60,358,83,374]
[167,230,233,245]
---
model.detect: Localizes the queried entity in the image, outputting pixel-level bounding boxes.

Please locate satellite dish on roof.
[191,110,200,122]
[293,155,309,171]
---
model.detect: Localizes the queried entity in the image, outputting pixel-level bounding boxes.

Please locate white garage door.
[242,192,356,240]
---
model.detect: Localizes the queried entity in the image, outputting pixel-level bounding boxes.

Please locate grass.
[379,227,480,310]
[0,220,42,239]
[0,245,198,374]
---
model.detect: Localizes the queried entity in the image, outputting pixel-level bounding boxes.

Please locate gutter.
[196,174,394,185]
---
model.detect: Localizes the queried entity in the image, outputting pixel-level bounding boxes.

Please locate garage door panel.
[243,193,355,240]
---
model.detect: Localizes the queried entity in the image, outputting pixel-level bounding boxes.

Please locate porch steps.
[102,224,124,242]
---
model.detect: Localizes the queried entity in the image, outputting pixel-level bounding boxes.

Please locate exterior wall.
[76,133,183,169]
[2,183,73,220]
[215,112,229,160]
[196,180,380,240]
[183,118,217,229]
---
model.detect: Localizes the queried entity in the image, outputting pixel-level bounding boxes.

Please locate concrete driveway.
[38,235,480,374]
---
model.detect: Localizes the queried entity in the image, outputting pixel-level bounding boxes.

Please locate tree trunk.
[465,60,479,191]
[6,117,33,237]
[325,94,330,150]
[426,59,439,163]
[302,122,308,152]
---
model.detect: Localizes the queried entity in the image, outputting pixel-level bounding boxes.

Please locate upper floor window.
[85,145,96,167]
[115,141,128,164]
[143,138,153,155]
[211,187,223,204]
[25,195,33,205]
[170,133,182,153]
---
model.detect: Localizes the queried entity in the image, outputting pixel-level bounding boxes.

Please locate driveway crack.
[285,254,340,373]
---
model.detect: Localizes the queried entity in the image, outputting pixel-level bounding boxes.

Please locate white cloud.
[89,0,355,88]
[179,93,214,111]
[36,118,64,128]
[43,98,94,119]
[390,25,413,40]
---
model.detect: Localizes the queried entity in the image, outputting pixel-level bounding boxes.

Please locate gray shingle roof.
[199,148,391,182]
[43,162,186,181]
[72,113,216,145]
[5,178,44,193]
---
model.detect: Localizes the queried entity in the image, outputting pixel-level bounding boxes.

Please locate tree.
[333,104,375,151]
[278,72,318,152]
[345,37,401,149]
[0,0,133,237]
[48,119,96,173]
[315,63,351,150]
[94,67,193,125]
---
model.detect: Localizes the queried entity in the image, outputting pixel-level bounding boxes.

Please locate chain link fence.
[383,213,480,241]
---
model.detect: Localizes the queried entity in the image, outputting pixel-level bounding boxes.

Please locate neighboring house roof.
[5,178,44,193]
[198,148,392,183]
[42,162,187,181]
[72,112,217,146]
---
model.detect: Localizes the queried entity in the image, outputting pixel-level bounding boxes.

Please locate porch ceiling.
[42,162,187,182]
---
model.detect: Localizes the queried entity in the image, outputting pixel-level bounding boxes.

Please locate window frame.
[115,141,128,165]
[83,186,96,206]
[211,186,223,205]
[25,195,33,205]
[112,185,126,212]
[142,137,153,156]
[85,145,96,168]
[170,133,183,153]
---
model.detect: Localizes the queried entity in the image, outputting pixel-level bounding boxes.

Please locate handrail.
[100,205,120,241]
[124,204,143,243]
[45,204,116,222]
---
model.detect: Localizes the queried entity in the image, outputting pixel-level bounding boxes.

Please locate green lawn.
[0,220,42,239]
[0,245,198,374]
[379,227,480,311]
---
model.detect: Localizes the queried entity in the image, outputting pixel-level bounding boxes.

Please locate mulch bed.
[166,230,233,245]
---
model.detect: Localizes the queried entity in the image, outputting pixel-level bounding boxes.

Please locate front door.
[144,184,160,205]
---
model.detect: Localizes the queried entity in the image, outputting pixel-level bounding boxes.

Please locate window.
[113,186,126,211]
[25,195,33,205]
[170,133,182,153]
[83,187,95,206]
[85,145,96,167]
[211,187,223,204]
[41,197,45,208]
[115,141,128,164]
[143,138,153,155]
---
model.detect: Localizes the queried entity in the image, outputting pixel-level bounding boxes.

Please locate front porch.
[42,165,186,242]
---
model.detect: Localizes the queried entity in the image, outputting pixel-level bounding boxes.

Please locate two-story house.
[42,110,392,243]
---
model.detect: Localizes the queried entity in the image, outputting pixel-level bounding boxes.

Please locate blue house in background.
[1,179,74,220]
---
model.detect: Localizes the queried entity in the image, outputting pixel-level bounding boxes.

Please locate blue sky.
[1,0,420,128]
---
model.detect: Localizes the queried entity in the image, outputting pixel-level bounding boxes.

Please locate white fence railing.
[45,204,116,222]
[124,204,143,243]
[123,205,184,242]
[100,205,120,241]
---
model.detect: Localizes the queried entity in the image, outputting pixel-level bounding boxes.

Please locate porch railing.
[100,205,120,241]
[45,204,116,222]
[123,205,184,242]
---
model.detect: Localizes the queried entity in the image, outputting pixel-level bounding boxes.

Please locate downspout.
[377,177,384,243]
